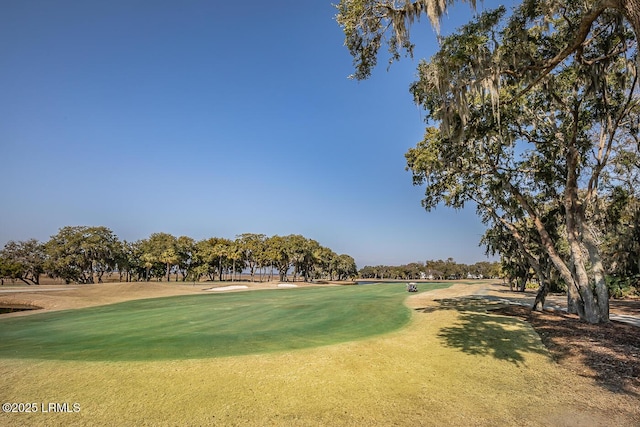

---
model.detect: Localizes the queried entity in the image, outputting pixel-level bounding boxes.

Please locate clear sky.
[1,0,504,268]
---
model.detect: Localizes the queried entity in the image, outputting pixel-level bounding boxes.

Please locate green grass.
[3,282,639,426]
[0,283,448,361]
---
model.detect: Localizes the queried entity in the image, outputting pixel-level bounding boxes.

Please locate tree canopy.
[336,0,640,82]
[359,259,501,280]
[337,0,640,323]
[0,227,359,284]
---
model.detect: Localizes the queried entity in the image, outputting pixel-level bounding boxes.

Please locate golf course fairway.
[0,283,447,361]
[2,281,639,426]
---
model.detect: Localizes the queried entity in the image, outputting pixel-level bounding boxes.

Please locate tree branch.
[511,0,617,102]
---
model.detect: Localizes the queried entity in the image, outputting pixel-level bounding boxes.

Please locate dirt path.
[409,281,640,323]
[405,281,493,307]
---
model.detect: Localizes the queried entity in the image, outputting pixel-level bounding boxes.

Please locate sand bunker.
[206,285,249,292]
[277,284,298,288]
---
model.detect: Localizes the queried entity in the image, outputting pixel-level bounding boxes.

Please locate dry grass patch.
[2,285,638,426]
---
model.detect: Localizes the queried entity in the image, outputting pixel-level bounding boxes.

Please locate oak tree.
[338,0,639,323]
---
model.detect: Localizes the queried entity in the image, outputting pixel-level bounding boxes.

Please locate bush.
[606,275,639,299]
[548,280,567,293]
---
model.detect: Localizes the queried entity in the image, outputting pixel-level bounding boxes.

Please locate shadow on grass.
[495,305,640,396]
[415,297,548,365]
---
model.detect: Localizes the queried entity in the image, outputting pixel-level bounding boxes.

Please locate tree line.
[0,226,358,285]
[359,259,501,281]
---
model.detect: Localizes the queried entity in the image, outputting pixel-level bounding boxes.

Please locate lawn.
[0,283,447,361]
[1,282,638,426]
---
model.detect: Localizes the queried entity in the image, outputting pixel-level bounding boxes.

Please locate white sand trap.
[277,283,298,288]
[206,285,249,292]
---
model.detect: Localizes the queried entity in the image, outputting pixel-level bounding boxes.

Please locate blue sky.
[1,1,504,267]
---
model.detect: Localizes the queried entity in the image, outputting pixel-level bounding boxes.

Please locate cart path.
[407,281,640,327]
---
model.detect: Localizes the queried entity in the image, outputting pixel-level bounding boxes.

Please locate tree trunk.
[508,181,581,313]
[529,259,549,311]
[533,282,549,311]
[583,224,610,320]
[564,139,606,323]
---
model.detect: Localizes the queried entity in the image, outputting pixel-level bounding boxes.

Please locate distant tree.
[0,239,46,285]
[287,235,308,281]
[192,239,215,281]
[235,233,266,282]
[224,241,243,282]
[0,257,20,285]
[45,226,119,284]
[359,259,494,280]
[193,237,232,281]
[335,254,358,280]
[468,261,501,280]
[425,259,461,279]
[139,233,178,282]
[286,235,322,282]
[176,236,196,281]
[313,245,337,280]
[300,238,322,282]
[115,240,138,282]
[4,228,358,286]
[256,238,275,282]
[265,235,292,282]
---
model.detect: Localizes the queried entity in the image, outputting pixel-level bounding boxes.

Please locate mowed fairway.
[1,282,638,426]
[0,284,433,361]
